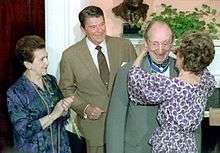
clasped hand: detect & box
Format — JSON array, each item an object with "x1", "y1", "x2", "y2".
[
  {"x1": 52, "y1": 96, "x2": 74, "y2": 117},
  {"x1": 85, "y1": 105, "x2": 105, "y2": 120}
]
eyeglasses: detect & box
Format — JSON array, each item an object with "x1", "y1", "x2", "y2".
[{"x1": 147, "y1": 40, "x2": 172, "y2": 50}]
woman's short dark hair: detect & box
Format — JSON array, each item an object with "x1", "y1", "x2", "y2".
[
  {"x1": 15, "y1": 35, "x2": 45, "y2": 65},
  {"x1": 79, "y1": 6, "x2": 104, "y2": 28},
  {"x1": 178, "y1": 31, "x2": 215, "y2": 74}
]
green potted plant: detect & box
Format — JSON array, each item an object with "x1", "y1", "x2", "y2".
[{"x1": 134, "y1": 4, "x2": 220, "y2": 41}]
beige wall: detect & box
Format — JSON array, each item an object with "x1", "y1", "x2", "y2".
[{"x1": 89, "y1": 0, "x2": 220, "y2": 37}]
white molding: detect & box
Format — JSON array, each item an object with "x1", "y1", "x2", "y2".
[
  {"x1": 126, "y1": 37, "x2": 220, "y2": 47},
  {"x1": 204, "y1": 111, "x2": 209, "y2": 118},
  {"x1": 214, "y1": 40, "x2": 220, "y2": 47}
]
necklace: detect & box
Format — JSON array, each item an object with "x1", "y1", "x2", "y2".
[
  {"x1": 24, "y1": 71, "x2": 44, "y2": 89},
  {"x1": 26, "y1": 75, "x2": 60, "y2": 153}
]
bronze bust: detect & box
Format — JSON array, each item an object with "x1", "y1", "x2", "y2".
[{"x1": 112, "y1": 0, "x2": 149, "y2": 23}]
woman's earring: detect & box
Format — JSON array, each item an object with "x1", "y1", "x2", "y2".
[{"x1": 24, "y1": 61, "x2": 32, "y2": 70}]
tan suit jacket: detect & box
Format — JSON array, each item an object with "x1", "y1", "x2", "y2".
[{"x1": 59, "y1": 35, "x2": 136, "y2": 146}]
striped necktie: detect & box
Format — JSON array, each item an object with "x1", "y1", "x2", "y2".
[{"x1": 96, "y1": 45, "x2": 110, "y2": 88}]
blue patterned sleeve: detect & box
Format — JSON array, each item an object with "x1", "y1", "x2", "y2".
[
  {"x1": 46, "y1": 74, "x2": 70, "y2": 123},
  {"x1": 128, "y1": 66, "x2": 172, "y2": 105},
  {"x1": 7, "y1": 89, "x2": 43, "y2": 139}
]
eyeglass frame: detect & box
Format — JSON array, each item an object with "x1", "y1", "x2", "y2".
[{"x1": 147, "y1": 39, "x2": 173, "y2": 50}]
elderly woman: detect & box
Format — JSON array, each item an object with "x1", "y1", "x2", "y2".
[
  {"x1": 7, "y1": 35, "x2": 73, "y2": 153},
  {"x1": 128, "y1": 31, "x2": 216, "y2": 153}
]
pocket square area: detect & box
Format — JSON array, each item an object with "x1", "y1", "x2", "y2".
[{"x1": 121, "y1": 62, "x2": 127, "y2": 67}]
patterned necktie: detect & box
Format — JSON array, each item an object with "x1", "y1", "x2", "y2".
[{"x1": 96, "y1": 45, "x2": 110, "y2": 88}]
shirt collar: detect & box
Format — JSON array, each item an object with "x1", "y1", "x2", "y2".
[
  {"x1": 86, "y1": 38, "x2": 107, "y2": 51},
  {"x1": 147, "y1": 53, "x2": 170, "y2": 73}
]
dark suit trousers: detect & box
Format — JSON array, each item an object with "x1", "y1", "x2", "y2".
[{"x1": 67, "y1": 131, "x2": 87, "y2": 153}]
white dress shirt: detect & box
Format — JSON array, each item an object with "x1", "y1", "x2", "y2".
[
  {"x1": 160, "y1": 67, "x2": 170, "y2": 77},
  {"x1": 86, "y1": 38, "x2": 110, "y2": 72}
]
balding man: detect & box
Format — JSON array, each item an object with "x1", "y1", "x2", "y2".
[{"x1": 106, "y1": 21, "x2": 178, "y2": 153}]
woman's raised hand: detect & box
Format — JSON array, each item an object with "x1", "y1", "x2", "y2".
[
  {"x1": 61, "y1": 96, "x2": 74, "y2": 111},
  {"x1": 51, "y1": 96, "x2": 74, "y2": 118}
]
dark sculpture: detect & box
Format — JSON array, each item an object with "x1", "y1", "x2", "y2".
[{"x1": 112, "y1": 0, "x2": 149, "y2": 23}]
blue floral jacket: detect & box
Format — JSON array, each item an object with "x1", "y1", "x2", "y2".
[{"x1": 7, "y1": 74, "x2": 71, "y2": 153}]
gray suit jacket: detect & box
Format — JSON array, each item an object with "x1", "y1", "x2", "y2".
[
  {"x1": 106, "y1": 56, "x2": 178, "y2": 153},
  {"x1": 59, "y1": 36, "x2": 136, "y2": 146}
]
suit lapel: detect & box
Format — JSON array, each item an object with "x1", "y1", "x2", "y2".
[
  {"x1": 106, "y1": 36, "x2": 119, "y2": 92},
  {"x1": 169, "y1": 58, "x2": 178, "y2": 78},
  {"x1": 141, "y1": 55, "x2": 150, "y2": 71},
  {"x1": 79, "y1": 38, "x2": 107, "y2": 90}
]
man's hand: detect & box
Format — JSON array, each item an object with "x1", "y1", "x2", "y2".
[{"x1": 85, "y1": 105, "x2": 105, "y2": 120}]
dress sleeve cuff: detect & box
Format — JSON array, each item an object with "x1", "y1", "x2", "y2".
[{"x1": 83, "y1": 104, "x2": 91, "y2": 119}]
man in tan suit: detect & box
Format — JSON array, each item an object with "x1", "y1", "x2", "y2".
[{"x1": 59, "y1": 6, "x2": 136, "y2": 153}]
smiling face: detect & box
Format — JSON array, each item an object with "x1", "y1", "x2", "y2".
[
  {"x1": 26, "y1": 48, "x2": 48, "y2": 76},
  {"x1": 146, "y1": 23, "x2": 173, "y2": 64},
  {"x1": 81, "y1": 16, "x2": 106, "y2": 45}
]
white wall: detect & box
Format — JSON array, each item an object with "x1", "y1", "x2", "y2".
[{"x1": 45, "y1": 0, "x2": 89, "y2": 79}]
